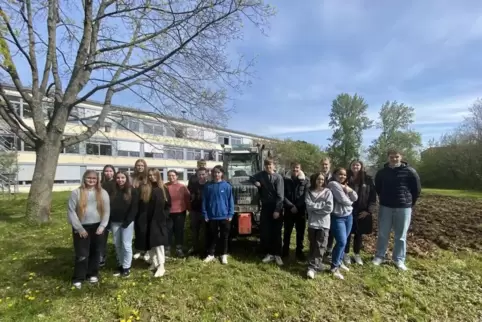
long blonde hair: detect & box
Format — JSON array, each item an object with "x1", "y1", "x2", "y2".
[
  {"x1": 77, "y1": 170, "x2": 105, "y2": 221},
  {"x1": 141, "y1": 168, "x2": 168, "y2": 203},
  {"x1": 132, "y1": 159, "x2": 148, "y2": 188}
]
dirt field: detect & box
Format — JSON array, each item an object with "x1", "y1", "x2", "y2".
[{"x1": 364, "y1": 194, "x2": 482, "y2": 257}]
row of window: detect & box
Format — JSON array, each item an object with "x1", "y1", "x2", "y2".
[
  {"x1": 7, "y1": 96, "x2": 249, "y2": 146},
  {"x1": 17, "y1": 167, "x2": 199, "y2": 186},
  {"x1": 0, "y1": 134, "x2": 223, "y2": 162}
]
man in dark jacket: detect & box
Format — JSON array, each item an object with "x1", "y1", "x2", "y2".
[
  {"x1": 187, "y1": 159, "x2": 208, "y2": 186},
  {"x1": 282, "y1": 162, "x2": 308, "y2": 260},
  {"x1": 250, "y1": 158, "x2": 285, "y2": 266},
  {"x1": 372, "y1": 149, "x2": 421, "y2": 271},
  {"x1": 187, "y1": 167, "x2": 208, "y2": 255}
]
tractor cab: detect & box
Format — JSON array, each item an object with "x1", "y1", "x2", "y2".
[{"x1": 222, "y1": 144, "x2": 271, "y2": 236}]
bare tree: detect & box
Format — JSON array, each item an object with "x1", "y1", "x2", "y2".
[{"x1": 0, "y1": 0, "x2": 274, "y2": 222}]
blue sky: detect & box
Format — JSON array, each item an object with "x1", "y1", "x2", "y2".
[{"x1": 225, "y1": 0, "x2": 482, "y2": 148}]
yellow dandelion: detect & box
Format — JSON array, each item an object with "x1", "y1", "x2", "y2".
[
  {"x1": 8, "y1": 303, "x2": 12, "y2": 307},
  {"x1": 12, "y1": 257, "x2": 17, "y2": 261},
  {"x1": 127, "y1": 320, "x2": 132, "y2": 322},
  {"x1": 207, "y1": 296, "x2": 212, "y2": 301},
  {"x1": 132, "y1": 282, "x2": 136, "y2": 286},
  {"x1": 129, "y1": 316, "x2": 134, "y2": 319},
  {"x1": 120, "y1": 320, "x2": 126, "y2": 322},
  {"x1": 55, "y1": 286, "x2": 60, "y2": 290},
  {"x1": 71, "y1": 286, "x2": 76, "y2": 290},
  {"x1": 142, "y1": 274, "x2": 147, "y2": 278},
  {"x1": 23, "y1": 283, "x2": 27, "y2": 286},
  {"x1": 273, "y1": 313, "x2": 279, "y2": 318},
  {"x1": 6, "y1": 297, "x2": 10, "y2": 300},
  {"x1": 161, "y1": 294, "x2": 165, "y2": 299},
  {"x1": 0, "y1": 299, "x2": 2, "y2": 303},
  {"x1": 45, "y1": 299, "x2": 50, "y2": 303},
  {"x1": 28, "y1": 277, "x2": 33, "y2": 280},
  {"x1": 136, "y1": 318, "x2": 140, "y2": 321},
  {"x1": 148, "y1": 282, "x2": 152, "y2": 286}
]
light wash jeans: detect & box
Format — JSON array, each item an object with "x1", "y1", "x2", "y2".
[
  {"x1": 330, "y1": 214, "x2": 353, "y2": 269},
  {"x1": 111, "y1": 222, "x2": 134, "y2": 269},
  {"x1": 375, "y1": 206, "x2": 412, "y2": 263}
]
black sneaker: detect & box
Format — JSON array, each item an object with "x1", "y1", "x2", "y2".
[
  {"x1": 121, "y1": 268, "x2": 131, "y2": 278},
  {"x1": 113, "y1": 266, "x2": 123, "y2": 277},
  {"x1": 296, "y1": 252, "x2": 306, "y2": 261}
]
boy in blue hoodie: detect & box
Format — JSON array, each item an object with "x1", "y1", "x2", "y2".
[{"x1": 202, "y1": 165, "x2": 234, "y2": 264}]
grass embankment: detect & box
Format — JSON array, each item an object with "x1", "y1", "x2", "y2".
[
  {"x1": 423, "y1": 188, "x2": 482, "y2": 199},
  {"x1": 0, "y1": 191, "x2": 481, "y2": 321}
]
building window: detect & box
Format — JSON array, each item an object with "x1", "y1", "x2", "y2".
[
  {"x1": 165, "y1": 146, "x2": 183, "y2": 160},
  {"x1": 61, "y1": 143, "x2": 80, "y2": 154},
  {"x1": 186, "y1": 149, "x2": 195, "y2": 160},
  {"x1": 165, "y1": 126, "x2": 175, "y2": 137},
  {"x1": 120, "y1": 117, "x2": 140, "y2": 132},
  {"x1": 0, "y1": 135, "x2": 20, "y2": 151},
  {"x1": 144, "y1": 143, "x2": 164, "y2": 159},
  {"x1": 218, "y1": 136, "x2": 229, "y2": 145},
  {"x1": 231, "y1": 137, "x2": 242, "y2": 145},
  {"x1": 217, "y1": 152, "x2": 223, "y2": 162},
  {"x1": 117, "y1": 150, "x2": 140, "y2": 157},
  {"x1": 174, "y1": 126, "x2": 185, "y2": 138},
  {"x1": 21, "y1": 139, "x2": 35, "y2": 151},
  {"x1": 117, "y1": 140, "x2": 140, "y2": 158},
  {"x1": 194, "y1": 149, "x2": 202, "y2": 160},
  {"x1": 86, "y1": 142, "x2": 112, "y2": 156},
  {"x1": 144, "y1": 124, "x2": 164, "y2": 135}
]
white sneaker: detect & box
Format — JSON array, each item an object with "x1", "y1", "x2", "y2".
[
  {"x1": 343, "y1": 254, "x2": 352, "y2": 265},
  {"x1": 307, "y1": 269, "x2": 315, "y2": 279},
  {"x1": 274, "y1": 256, "x2": 284, "y2": 266},
  {"x1": 340, "y1": 263, "x2": 350, "y2": 272},
  {"x1": 353, "y1": 254, "x2": 364, "y2": 265},
  {"x1": 88, "y1": 276, "x2": 99, "y2": 284},
  {"x1": 203, "y1": 255, "x2": 216, "y2": 263},
  {"x1": 154, "y1": 265, "x2": 165, "y2": 277},
  {"x1": 372, "y1": 257, "x2": 384, "y2": 266},
  {"x1": 220, "y1": 255, "x2": 228, "y2": 265},
  {"x1": 331, "y1": 268, "x2": 344, "y2": 280},
  {"x1": 262, "y1": 254, "x2": 274, "y2": 263},
  {"x1": 133, "y1": 253, "x2": 142, "y2": 260},
  {"x1": 394, "y1": 261, "x2": 408, "y2": 271},
  {"x1": 72, "y1": 282, "x2": 82, "y2": 289}
]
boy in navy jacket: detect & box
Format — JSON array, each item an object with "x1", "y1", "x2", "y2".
[{"x1": 202, "y1": 165, "x2": 234, "y2": 264}]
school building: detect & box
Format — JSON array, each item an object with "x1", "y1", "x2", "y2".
[{"x1": 0, "y1": 86, "x2": 272, "y2": 193}]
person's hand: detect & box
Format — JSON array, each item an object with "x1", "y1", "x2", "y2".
[
  {"x1": 78, "y1": 230, "x2": 88, "y2": 238},
  {"x1": 273, "y1": 212, "x2": 280, "y2": 219},
  {"x1": 358, "y1": 211, "x2": 370, "y2": 219},
  {"x1": 254, "y1": 181, "x2": 261, "y2": 187},
  {"x1": 96, "y1": 226, "x2": 105, "y2": 235},
  {"x1": 344, "y1": 184, "x2": 353, "y2": 193},
  {"x1": 290, "y1": 206, "x2": 298, "y2": 214}
]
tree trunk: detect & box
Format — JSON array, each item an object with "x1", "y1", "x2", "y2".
[{"x1": 25, "y1": 139, "x2": 62, "y2": 223}]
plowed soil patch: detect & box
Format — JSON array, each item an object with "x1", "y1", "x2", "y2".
[{"x1": 363, "y1": 194, "x2": 482, "y2": 257}]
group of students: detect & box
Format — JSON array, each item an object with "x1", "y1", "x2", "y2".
[
  {"x1": 66, "y1": 149, "x2": 421, "y2": 288},
  {"x1": 67, "y1": 159, "x2": 234, "y2": 289},
  {"x1": 246, "y1": 149, "x2": 420, "y2": 280}
]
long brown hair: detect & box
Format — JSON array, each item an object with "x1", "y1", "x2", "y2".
[
  {"x1": 132, "y1": 159, "x2": 148, "y2": 188},
  {"x1": 309, "y1": 172, "x2": 327, "y2": 191},
  {"x1": 348, "y1": 159, "x2": 367, "y2": 186},
  {"x1": 113, "y1": 171, "x2": 132, "y2": 201},
  {"x1": 77, "y1": 170, "x2": 105, "y2": 221},
  {"x1": 141, "y1": 168, "x2": 168, "y2": 203}
]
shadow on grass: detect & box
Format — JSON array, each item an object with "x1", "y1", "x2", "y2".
[{"x1": 0, "y1": 197, "x2": 27, "y2": 223}]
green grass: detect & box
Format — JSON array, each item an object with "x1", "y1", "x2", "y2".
[
  {"x1": 0, "y1": 193, "x2": 482, "y2": 321},
  {"x1": 423, "y1": 188, "x2": 482, "y2": 199}
]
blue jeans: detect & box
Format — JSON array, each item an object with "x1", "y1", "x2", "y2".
[
  {"x1": 375, "y1": 206, "x2": 412, "y2": 263},
  {"x1": 111, "y1": 222, "x2": 134, "y2": 269},
  {"x1": 330, "y1": 214, "x2": 353, "y2": 268}
]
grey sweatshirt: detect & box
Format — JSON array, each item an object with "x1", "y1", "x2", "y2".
[
  {"x1": 67, "y1": 188, "x2": 110, "y2": 233},
  {"x1": 305, "y1": 188, "x2": 333, "y2": 229},
  {"x1": 327, "y1": 181, "x2": 358, "y2": 217}
]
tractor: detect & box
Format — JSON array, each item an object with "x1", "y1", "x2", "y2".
[{"x1": 222, "y1": 143, "x2": 273, "y2": 238}]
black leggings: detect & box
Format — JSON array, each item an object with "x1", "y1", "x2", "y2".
[{"x1": 344, "y1": 233, "x2": 363, "y2": 254}]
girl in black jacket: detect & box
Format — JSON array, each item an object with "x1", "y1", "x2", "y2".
[
  {"x1": 99, "y1": 164, "x2": 116, "y2": 267},
  {"x1": 137, "y1": 168, "x2": 171, "y2": 277},
  {"x1": 110, "y1": 171, "x2": 138, "y2": 277},
  {"x1": 344, "y1": 160, "x2": 377, "y2": 265}
]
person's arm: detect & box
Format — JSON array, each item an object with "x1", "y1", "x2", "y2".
[
  {"x1": 321, "y1": 190, "x2": 334, "y2": 214},
  {"x1": 328, "y1": 181, "x2": 354, "y2": 206},
  {"x1": 275, "y1": 174, "x2": 284, "y2": 213},
  {"x1": 347, "y1": 188, "x2": 358, "y2": 202},
  {"x1": 99, "y1": 189, "x2": 110, "y2": 229},
  {"x1": 305, "y1": 191, "x2": 325, "y2": 210},
  {"x1": 295, "y1": 180, "x2": 308, "y2": 209},
  {"x1": 67, "y1": 189, "x2": 85, "y2": 233},
  {"x1": 283, "y1": 178, "x2": 294, "y2": 208},
  {"x1": 202, "y1": 184, "x2": 209, "y2": 221},
  {"x1": 227, "y1": 184, "x2": 234, "y2": 220},
  {"x1": 183, "y1": 185, "x2": 191, "y2": 211},
  {"x1": 374, "y1": 169, "x2": 382, "y2": 195},
  {"x1": 367, "y1": 178, "x2": 377, "y2": 214},
  {"x1": 152, "y1": 188, "x2": 164, "y2": 220},
  {"x1": 408, "y1": 167, "x2": 422, "y2": 206},
  {"x1": 249, "y1": 171, "x2": 262, "y2": 185},
  {"x1": 123, "y1": 188, "x2": 138, "y2": 228}
]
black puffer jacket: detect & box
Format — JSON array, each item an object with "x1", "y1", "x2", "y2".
[
  {"x1": 283, "y1": 170, "x2": 308, "y2": 213},
  {"x1": 375, "y1": 162, "x2": 421, "y2": 208}
]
